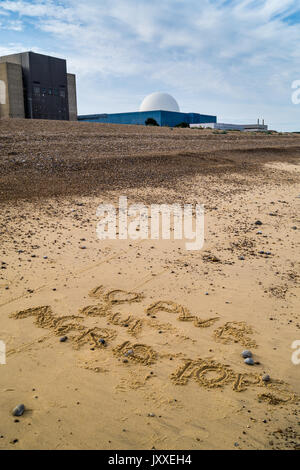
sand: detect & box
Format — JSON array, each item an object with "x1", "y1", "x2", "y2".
[{"x1": 0, "y1": 119, "x2": 299, "y2": 450}]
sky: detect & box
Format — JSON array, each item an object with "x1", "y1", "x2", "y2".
[{"x1": 0, "y1": 0, "x2": 300, "y2": 131}]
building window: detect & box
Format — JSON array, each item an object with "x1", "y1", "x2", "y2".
[
  {"x1": 42, "y1": 88, "x2": 47, "y2": 96},
  {"x1": 48, "y1": 88, "x2": 53, "y2": 95},
  {"x1": 33, "y1": 86, "x2": 40, "y2": 95},
  {"x1": 59, "y1": 89, "x2": 65, "y2": 98},
  {"x1": 54, "y1": 88, "x2": 59, "y2": 96}
]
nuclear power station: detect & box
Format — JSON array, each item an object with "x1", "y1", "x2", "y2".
[
  {"x1": 0, "y1": 51, "x2": 77, "y2": 121},
  {"x1": 78, "y1": 91, "x2": 267, "y2": 131},
  {"x1": 78, "y1": 92, "x2": 217, "y2": 127},
  {"x1": 0, "y1": 52, "x2": 268, "y2": 131}
]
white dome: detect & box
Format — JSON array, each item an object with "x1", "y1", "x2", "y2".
[{"x1": 140, "y1": 92, "x2": 180, "y2": 112}]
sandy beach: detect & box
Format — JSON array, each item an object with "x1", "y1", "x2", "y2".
[{"x1": 0, "y1": 119, "x2": 299, "y2": 450}]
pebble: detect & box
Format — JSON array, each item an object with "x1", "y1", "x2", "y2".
[
  {"x1": 60, "y1": 336, "x2": 68, "y2": 343},
  {"x1": 262, "y1": 374, "x2": 271, "y2": 382},
  {"x1": 241, "y1": 350, "x2": 253, "y2": 358},
  {"x1": 255, "y1": 220, "x2": 263, "y2": 226},
  {"x1": 99, "y1": 339, "x2": 106, "y2": 345},
  {"x1": 12, "y1": 404, "x2": 25, "y2": 417},
  {"x1": 292, "y1": 226, "x2": 297, "y2": 230},
  {"x1": 125, "y1": 349, "x2": 134, "y2": 357},
  {"x1": 244, "y1": 358, "x2": 255, "y2": 366},
  {"x1": 239, "y1": 256, "x2": 245, "y2": 260}
]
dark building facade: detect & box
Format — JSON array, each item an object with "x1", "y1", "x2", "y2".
[{"x1": 0, "y1": 51, "x2": 77, "y2": 121}]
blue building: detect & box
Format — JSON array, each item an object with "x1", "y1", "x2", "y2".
[{"x1": 78, "y1": 110, "x2": 217, "y2": 127}]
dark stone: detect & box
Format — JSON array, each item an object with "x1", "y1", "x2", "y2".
[
  {"x1": 244, "y1": 358, "x2": 254, "y2": 366},
  {"x1": 241, "y1": 350, "x2": 252, "y2": 358},
  {"x1": 12, "y1": 404, "x2": 25, "y2": 417}
]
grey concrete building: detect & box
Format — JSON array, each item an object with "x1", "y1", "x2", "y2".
[
  {"x1": 0, "y1": 62, "x2": 25, "y2": 119},
  {"x1": 190, "y1": 122, "x2": 268, "y2": 132},
  {"x1": 0, "y1": 51, "x2": 77, "y2": 121},
  {"x1": 67, "y1": 73, "x2": 78, "y2": 121}
]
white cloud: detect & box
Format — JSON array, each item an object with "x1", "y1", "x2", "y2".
[
  {"x1": 0, "y1": 0, "x2": 73, "y2": 19},
  {"x1": 0, "y1": 19, "x2": 23, "y2": 31}
]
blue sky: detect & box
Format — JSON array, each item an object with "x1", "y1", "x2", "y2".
[{"x1": 0, "y1": 0, "x2": 300, "y2": 131}]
